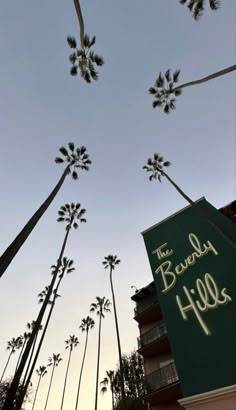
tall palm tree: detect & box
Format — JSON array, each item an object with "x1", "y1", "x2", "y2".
[
  {"x1": 143, "y1": 153, "x2": 236, "y2": 249},
  {"x1": 4, "y1": 203, "x2": 86, "y2": 410},
  {"x1": 100, "y1": 370, "x2": 115, "y2": 410},
  {"x1": 22, "y1": 259, "x2": 75, "y2": 400},
  {"x1": 60, "y1": 335, "x2": 79, "y2": 410},
  {"x1": 32, "y1": 365, "x2": 47, "y2": 410},
  {"x1": 21, "y1": 321, "x2": 43, "y2": 388},
  {"x1": 0, "y1": 337, "x2": 22, "y2": 383},
  {"x1": 0, "y1": 142, "x2": 91, "y2": 278},
  {"x1": 90, "y1": 297, "x2": 111, "y2": 410},
  {"x1": 15, "y1": 332, "x2": 30, "y2": 374},
  {"x1": 103, "y1": 255, "x2": 127, "y2": 410},
  {"x1": 75, "y1": 316, "x2": 95, "y2": 410},
  {"x1": 44, "y1": 354, "x2": 62, "y2": 410}
]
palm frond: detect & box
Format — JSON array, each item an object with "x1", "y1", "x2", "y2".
[
  {"x1": 67, "y1": 36, "x2": 77, "y2": 48},
  {"x1": 55, "y1": 157, "x2": 64, "y2": 163}
]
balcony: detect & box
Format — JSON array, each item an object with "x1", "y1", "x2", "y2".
[
  {"x1": 144, "y1": 362, "x2": 182, "y2": 404},
  {"x1": 138, "y1": 323, "x2": 167, "y2": 348},
  {"x1": 146, "y1": 362, "x2": 179, "y2": 393},
  {"x1": 134, "y1": 293, "x2": 161, "y2": 324},
  {"x1": 137, "y1": 323, "x2": 169, "y2": 356}
]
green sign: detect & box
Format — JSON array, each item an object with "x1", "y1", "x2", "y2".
[{"x1": 142, "y1": 198, "x2": 236, "y2": 397}]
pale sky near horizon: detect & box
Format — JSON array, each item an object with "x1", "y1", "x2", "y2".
[{"x1": 0, "y1": 1, "x2": 235, "y2": 409}]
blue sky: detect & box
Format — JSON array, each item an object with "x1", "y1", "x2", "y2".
[{"x1": 0, "y1": 1, "x2": 235, "y2": 409}]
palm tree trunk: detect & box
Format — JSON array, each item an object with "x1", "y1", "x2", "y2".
[
  {"x1": 161, "y1": 169, "x2": 194, "y2": 205},
  {"x1": 161, "y1": 169, "x2": 236, "y2": 249},
  {"x1": 75, "y1": 330, "x2": 88, "y2": 410},
  {"x1": 0, "y1": 351, "x2": 13, "y2": 383},
  {"x1": 44, "y1": 365, "x2": 55, "y2": 410},
  {"x1": 3, "y1": 225, "x2": 71, "y2": 410},
  {"x1": 22, "y1": 332, "x2": 39, "y2": 387},
  {"x1": 60, "y1": 348, "x2": 72, "y2": 410},
  {"x1": 111, "y1": 383, "x2": 115, "y2": 410},
  {"x1": 0, "y1": 164, "x2": 70, "y2": 278},
  {"x1": 21, "y1": 276, "x2": 63, "y2": 401},
  {"x1": 94, "y1": 314, "x2": 102, "y2": 410},
  {"x1": 110, "y1": 268, "x2": 127, "y2": 410},
  {"x1": 15, "y1": 339, "x2": 27, "y2": 374},
  {"x1": 73, "y1": 0, "x2": 85, "y2": 48},
  {"x1": 32, "y1": 374, "x2": 42, "y2": 410},
  {"x1": 172, "y1": 64, "x2": 236, "y2": 93}
]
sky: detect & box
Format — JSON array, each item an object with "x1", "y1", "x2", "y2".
[{"x1": 0, "y1": 0, "x2": 235, "y2": 409}]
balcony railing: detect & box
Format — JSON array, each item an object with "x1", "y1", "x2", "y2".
[
  {"x1": 134, "y1": 293, "x2": 158, "y2": 316},
  {"x1": 138, "y1": 323, "x2": 167, "y2": 349},
  {"x1": 145, "y1": 362, "x2": 179, "y2": 393}
]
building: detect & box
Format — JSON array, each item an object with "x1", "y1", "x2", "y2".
[
  {"x1": 131, "y1": 200, "x2": 236, "y2": 410},
  {"x1": 131, "y1": 282, "x2": 182, "y2": 410}
]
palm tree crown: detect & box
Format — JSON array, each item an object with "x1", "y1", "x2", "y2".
[
  {"x1": 48, "y1": 353, "x2": 62, "y2": 369},
  {"x1": 38, "y1": 286, "x2": 54, "y2": 305},
  {"x1": 51, "y1": 257, "x2": 75, "y2": 280},
  {"x1": 90, "y1": 297, "x2": 111, "y2": 318},
  {"x1": 143, "y1": 154, "x2": 171, "y2": 182},
  {"x1": 100, "y1": 370, "x2": 114, "y2": 394},
  {"x1": 57, "y1": 203, "x2": 86, "y2": 230},
  {"x1": 55, "y1": 143, "x2": 91, "y2": 179},
  {"x1": 80, "y1": 316, "x2": 95, "y2": 333},
  {"x1": 149, "y1": 69, "x2": 182, "y2": 114},
  {"x1": 67, "y1": 35, "x2": 104, "y2": 83},
  {"x1": 102, "y1": 255, "x2": 121, "y2": 271},
  {"x1": 179, "y1": 0, "x2": 220, "y2": 20},
  {"x1": 36, "y1": 365, "x2": 47, "y2": 378},
  {"x1": 7, "y1": 337, "x2": 23, "y2": 353},
  {"x1": 65, "y1": 335, "x2": 79, "y2": 351}
]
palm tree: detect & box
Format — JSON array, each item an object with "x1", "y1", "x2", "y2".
[
  {"x1": 149, "y1": 65, "x2": 236, "y2": 113},
  {"x1": 25, "y1": 259, "x2": 75, "y2": 393},
  {"x1": 4, "y1": 203, "x2": 86, "y2": 410},
  {"x1": 75, "y1": 316, "x2": 95, "y2": 410},
  {"x1": 15, "y1": 332, "x2": 30, "y2": 374},
  {"x1": 143, "y1": 154, "x2": 193, "y2": 203},
  {"x1": 100, "y1": 370, "x2": 115, "y2": 410},
  {"x1": 32, "y1": 365, "x2": 47, "y2": 410},
  {"x1": 142, "y1": 153, "x2": 236, "y2": 248},
  {"x1": 21, "y1": 321, "x2": 43, "y2": 388},
  {"x1": 0, "y1": 337, "x2": 22, "y2": 383},
  {"x1": 179, "y1": 0, "x2": 220, "y2": 20},
  {"x1": 90, "y1": 297, "x2": 111, "y2": 410},
  {"x1": 44, "y1": 354, "x2": 62, "y2": 410},
  {"x1": 0, "y1": 142, "x2": 91, "y2": 278},
  {"x1": 37, "y1": 286, "x2": 53, "y2": 304},
  {"x1": 103, "y1": 255, "x2": 127, "y2": 410},
  {"x1": 60, "y1": 335, "x2": 79, "y2": 410},
  {"x1": 67, "y1": 1, "x2": 104, "y2": 82}
]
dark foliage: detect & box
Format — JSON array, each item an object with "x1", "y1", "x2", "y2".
[
  {"x1": 143, "y1": 153, "x2": 171, "y2": 182},
  {"x1": 55, "y1": 143, "x2": 92, "y2": 180},
  {"x1": 111, "y1": 351, "x2": 147, "y2": 408},
  {"x1": 149, "y1": 69, "x2": 182, "y2": 113},
  {"x1": 57, "y1": 203, "x2": 86, "y2": 231},
  {"x1": 0, "y1": 379, "x2": 31, "y2": 409},
  {"x1": 67, "y1": 34, "x2": 104, "y2": 83},
  {"x1": 179, "y1": 0, "x2": 220, "y2": 20}
]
